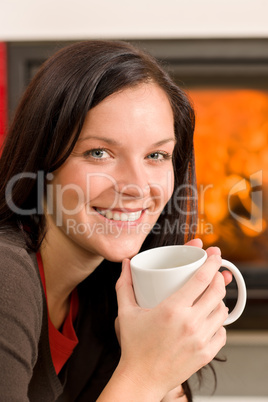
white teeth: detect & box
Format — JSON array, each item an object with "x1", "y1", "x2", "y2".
[
  {"x1": 106, "y1": 210, "x2": 113, "y2": 220},
  {"x1": 121, "y1": 213, "x2": 128, "y2": 221},
  {"x1": 96, "y1": 208, "x2": 142, "y2": 222},
  {"x1": 128, "y1": 212, "x2": 139, "y2": 221},
  {"x1": 113, "y1": 213, "x2": 121, "y2": 221}
]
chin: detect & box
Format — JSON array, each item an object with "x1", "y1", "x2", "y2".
[
  {"x1": 101, "y1": 242, "x2": 144, "y2": 263},
  {"x1": 104, "y1": 251, "x2": 139, "y2": 263}
]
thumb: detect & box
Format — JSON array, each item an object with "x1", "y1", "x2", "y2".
[
  {"x1": 116, "y1": 259, "x2": 137, "y2": 309},
  {"x1": 114, "y1": 317, "x2": 121, "y2": 346}
]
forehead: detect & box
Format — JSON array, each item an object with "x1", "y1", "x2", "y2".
[{"x1": 80, "y1": 83, "x2": 174, "y2": 139}]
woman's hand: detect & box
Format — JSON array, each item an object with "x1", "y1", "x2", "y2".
[
  {"x1": 114, "y1": 239, "x2": 232, "y2": 346},
  {"x1": 185, "y1": 238, "x2": 233, "y2": 287},
  {"x1": 161, "y1": 384, "x2": 187, "y2": 401},
  {"x1": 113, "y1": 247, "x2": 229, "y2": 400},
  {"x1": 184, "y1": 237, "x2": 203, "y2": 249}
]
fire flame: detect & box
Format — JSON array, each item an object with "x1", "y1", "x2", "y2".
[{"x1": 189, "y1": 89, "x2": 268, "y2": 263}]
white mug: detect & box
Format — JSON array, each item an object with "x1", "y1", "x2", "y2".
[{"x1": 130, "y1": 245, "x2": 247, "y2": 325}]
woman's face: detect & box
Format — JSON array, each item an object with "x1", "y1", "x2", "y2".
[{"x1": 46, "y1": 83, "x2": 175, "y2": 262}]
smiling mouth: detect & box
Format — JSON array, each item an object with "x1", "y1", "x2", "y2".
[{"x1": 95, "y1": 208, "x2": 143, "y2": 222}]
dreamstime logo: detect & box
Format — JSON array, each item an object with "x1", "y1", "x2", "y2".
[{"x1": 228, "y1": 170, "x2": 263, "y2": 233}]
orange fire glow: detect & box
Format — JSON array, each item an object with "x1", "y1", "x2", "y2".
[{"x1": 189, "y1": 89, "x2": 268, "y2": 263}]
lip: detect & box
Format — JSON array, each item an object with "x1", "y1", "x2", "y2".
[{"x1": 95, "y1": 207, "x2": 145, "y2": 213}]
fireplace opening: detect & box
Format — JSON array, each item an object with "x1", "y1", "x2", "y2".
[
  {"x1": 156, "y1": 39, "x2": 268, "y2": 331},
  {"x1": 190, "y1": 88, "x2": 267, "y2": 265},
  {"x1": 7, "y1": 39, "x2": 268, "y2": 330},
  {"x1": 188, "y1": 89, "x2": 268, "y2": 331}
]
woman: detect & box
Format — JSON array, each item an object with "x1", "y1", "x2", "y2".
[{"x1": 0, "y1": 41, "x2": 231, "y2": 401}]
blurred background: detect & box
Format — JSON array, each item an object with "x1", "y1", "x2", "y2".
[{"x1": 0, "y1": 1, "x2": 267, "y2": 400}]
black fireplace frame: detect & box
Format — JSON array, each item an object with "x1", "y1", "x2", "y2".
[{"x1": 6, "y1": 38, "x2": 268, "y2": 330}]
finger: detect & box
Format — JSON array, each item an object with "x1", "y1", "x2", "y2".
[
  {"x1": 194, "y1": 325, "x2": 226, "y2": 371},
  {"x1": 205, "y1": 246, "x2": 232, "y2": 286},
  {"x1": 206, "y1": 326, "x2": 227, "y2": 362},
  {"x1": 177, "y1": 254, "x2": 222, "y2": 306},
  {"x1": 194, "y1": 271, "x2": 227, "y2": 320},
  {"x1": 194, "y1": 302, "x2": 228, "y2": 358},
  {"x1": 221, "y1": 270, "x2": 233, "y2": 286},
  {"x1": 114, "y1": 317, "x2": 121, "y2": 346},
  {"x1": 206, "y1": 246, "x2": 221, "y2": 258},
  {"x1": 207, "y1": 301, "x2": 229, "y2": 328},
  {"x1": 116, "y1": 259, "x2": 137, "y2": 309},
  {"x1": 185, "y1": 238, "x2": 203, "y2": 248}
]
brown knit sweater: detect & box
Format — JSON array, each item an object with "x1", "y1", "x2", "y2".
[{"x1": 0, "y1": 228, "x2": 120, "y2": 401}]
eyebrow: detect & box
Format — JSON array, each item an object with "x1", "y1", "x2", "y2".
[{"x1": 79, "y1": 135, "x2": 176, "y2": 147}]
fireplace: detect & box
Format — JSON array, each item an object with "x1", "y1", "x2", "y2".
[{"x1": 7, "y1": 39, "x2": 268, "y2": 330}]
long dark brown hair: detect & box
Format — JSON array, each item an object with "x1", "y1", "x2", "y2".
[
  {"x1": 0, "y1": 40, "x2": 196, "y2": 249},
  {"x1": 0, "y1": 40, "x2": 197, "y2": 400}
]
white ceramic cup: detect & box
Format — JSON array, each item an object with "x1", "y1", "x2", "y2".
[{"x1": 130, "y1": 245, "x2": 247, "y2": 325}]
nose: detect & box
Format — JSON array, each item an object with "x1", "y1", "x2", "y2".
[{"x1": 115, "y1": 163, "x2": 150, "y2": 199}]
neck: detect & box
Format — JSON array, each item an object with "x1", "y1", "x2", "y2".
[{"x1": 40, "y1": 216, "x2": 103, "y2": 329}]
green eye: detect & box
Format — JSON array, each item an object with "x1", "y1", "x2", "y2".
[
  {"x1": 148, "y1": 152, "x2": 162, "y2": 160},
  {"x1": 84, "y1": 148, "x2": 109, "y2": 159},
  {"x1": 147, "y1": 152, "x2": 172, "y2": 161},
  {"x1": 91, "y1": 149, "x2": 105, "y2": 158}
]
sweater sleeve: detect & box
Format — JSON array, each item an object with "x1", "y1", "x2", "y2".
[{"x1": 0, "y1": 244, "x2": 43, "y2": 401}]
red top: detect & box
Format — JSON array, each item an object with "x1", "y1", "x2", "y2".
[{"x1": 36, "y1": 253, "x2": 79, "y2": 374}]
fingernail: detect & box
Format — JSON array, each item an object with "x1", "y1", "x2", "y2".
[{"x1": 213, "y1": 246, "x2": 221, "y2": 255}]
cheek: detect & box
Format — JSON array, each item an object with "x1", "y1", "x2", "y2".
[
  {"x1": 145, "y1": 168, "x2": 174, "y2": 215},
  {"x1": 157, "y1": 168, "x2": 174, "y2": 204},
  {"x1": 46, "y1": 185, "x2": 84, "y2": 221},
  {"x1": 85, "y1": 175, "x2": 118, "y2": 208},
  {"x1": 46, "y1": 167, "x2": 87, "y2": 216},
  {"x1": 49, "y1": 173, "x2": 118, "y2": 212}
]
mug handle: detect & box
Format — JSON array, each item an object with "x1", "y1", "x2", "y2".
[{"x1": 221, "y1": 259, "x2": 247, "y2": 325}]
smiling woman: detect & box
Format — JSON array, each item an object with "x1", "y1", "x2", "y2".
[
  {"x1": 44, "y1": 84, "x2": 175, "y2": 264},
  {"x1": 0, "y1": 41, "x2": 229, "y2": 402}
]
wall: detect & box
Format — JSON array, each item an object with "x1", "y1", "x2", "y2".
[
  {"x1": 189, "y1": 332, "x2": 268, "y2": 398},
  {"x1": 0, "y1": 0, "x2": 268, "y2": 41}
]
